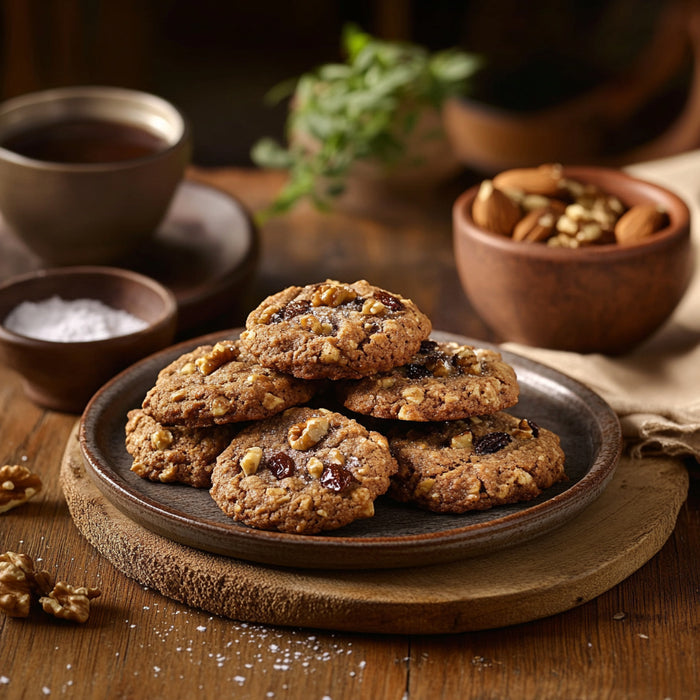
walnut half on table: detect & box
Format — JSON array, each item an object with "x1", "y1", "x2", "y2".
[
  {"x1": 40, "y1": 582, "x2": 101, "y2": 624},
  {"x1": 0, "y1": 551, "x2": 51, "y2": 618},
  {"x1": 0, "y1": 551, "x2": 101, "y2": 623},
  {"x1": 0, "y1": 464, "x2": 43, "y2": 513}
]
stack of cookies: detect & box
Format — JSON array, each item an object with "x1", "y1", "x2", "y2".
[{"x1": 125, "y1": 280, "x2": 566, "y2": 535}]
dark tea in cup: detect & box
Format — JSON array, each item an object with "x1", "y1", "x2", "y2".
[
  {"x1": 1, "y1": 118, "x2": 170, "y2": 164},
  {"x1": 0, "y1": 86, "x2": 190, "y2": 265}
]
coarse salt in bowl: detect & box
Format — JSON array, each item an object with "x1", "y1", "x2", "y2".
[
  {"x1": 4, "y1": 295, "x2": 150, "y2": 341},
  {"x1": 0, "y1": 266, "x2": 178, "y2": 412}
]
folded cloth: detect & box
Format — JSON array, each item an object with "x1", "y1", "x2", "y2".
[{"x1": 504, "y1": 150, "x2": 700, "y2": 459}]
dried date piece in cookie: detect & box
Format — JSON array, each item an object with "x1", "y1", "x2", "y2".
[
  {"x1": 239, "y1": 280, "x2": 432, "y2": 380},
  {"x1": 210, "y1": 406, "x2": 398, "y2": 534},
  {"x1": 386, "y1": 412, "x2": 566, "y2": 513},
  {"x1": 125, "y1": 409, "x2": 238, "y2": 488},
  {"x1": 141, "y1": 340, "x2": 318, "y2": 427},
  {"x1": 337, "y1": 340, "x2": 519, "y2": 421}
]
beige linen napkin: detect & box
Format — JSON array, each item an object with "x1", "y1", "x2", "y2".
[{"x1": 504, "y1": 150, "x2": 700, "y2": 459}]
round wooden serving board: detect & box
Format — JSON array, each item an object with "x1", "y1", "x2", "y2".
[{"x1": 61, "y1": 424, "x2": 689, "y2": 634}]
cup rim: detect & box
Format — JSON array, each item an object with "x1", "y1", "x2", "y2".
[{"x1": 0, "y1": 85, "x2": 190, "y2": 172}]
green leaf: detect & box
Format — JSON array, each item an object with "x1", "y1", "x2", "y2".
[
  {"x1": 343, "y1": 23, "x2": 371, "y2": 60},
  {"x1": 253, "y1": 23, "x2": 483, "y2": 218},
  {"x1": 432, "y1": 51, "x2": 482, "y2": 81},
  {"x1": 250, "y1": 138, "x2": 294, "y2": 169},
  {"x1": 317, "y1": 63, "x2": 353, "y2": 82},
  {"x1": 263, "y1": 77, "x2": 299, "y2": 106}
]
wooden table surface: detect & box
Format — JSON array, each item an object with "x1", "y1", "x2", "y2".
[{"x1": 1, "y1": 167, "x2": 698, "y2": 699}]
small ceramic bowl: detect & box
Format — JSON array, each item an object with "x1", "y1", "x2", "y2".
[
  {"x1": 452, "y1": 166, "x2": 694, "y2": 354},
  {"x1": 0, "y1": 86, "x2": 191, "y2": 265},
  {"x1": 0, "y1": 266, "x2": 177, "y2": 412}
]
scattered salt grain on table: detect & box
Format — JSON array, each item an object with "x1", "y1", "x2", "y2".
[{"x1": 3, "y1": 295, "x2": 148, "y2": 342}]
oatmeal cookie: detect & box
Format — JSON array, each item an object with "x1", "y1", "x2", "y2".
[
  {"x1": 210, "y1": 406, "x2": 398, "y2": 534},
  {"x1": 386, "y1": 412, "x2": 566, "y2": 513},
  {"x1": 238, "y1": 280, "x2": 432, "y2": 380},
  {"x1": 125, "y1": 409, "x2": 238, "y2": 488},
  {"x1": 337, "y1": 339, "x2": 519, "y2": 421},
  {"x1": 141, "y1": 340, "x2": 318, "y2": 427}
]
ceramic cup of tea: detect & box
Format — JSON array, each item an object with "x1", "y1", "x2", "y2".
[{"x1": 0, "y1": 86, "x2": 191, "y2": 265}]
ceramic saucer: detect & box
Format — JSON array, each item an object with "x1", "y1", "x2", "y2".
[
  {"x1": 119, "y1": 180, "x2": 258, "y2": 332},
  {"x1": 0, "y1": 180, "x2": 258, "y2": 334}
]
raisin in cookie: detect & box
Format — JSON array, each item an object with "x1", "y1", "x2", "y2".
[
  {"x1": 125, "y1": 409, "x2": 238, "y2": 488},
  {"x1": 210, "y1": 406, "x2": 398, "y2": 534},
  {"x1": 386, "y1": 412, "x2": 566, "y2": 513},
  {"x1": 238, "y1": 280, "x2": 432, "y2": 380},
  {"x1": 337, "y1": 339, "x2": 519, "y2": 421},
  {"x1": 141, "y1": 340, "x2": 318, "y2": 427}
]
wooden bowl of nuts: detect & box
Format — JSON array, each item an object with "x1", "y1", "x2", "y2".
[
  {"x1": 452, "y1": 164, "x2": 694, "y2": 354},
  {"x1": 0, "y1": 266, "x2": 178, "y2": 412}
]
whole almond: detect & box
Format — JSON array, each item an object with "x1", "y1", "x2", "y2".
[
  {"x1": 512, "y1": 201, "x2": 566, "y2": 243},
  {"x1": 471, "y1": 180, "x2": 521, "y2": 236},
  {"x1": 614, "y1": 204, "x2": 669, "y2": 245},
  {"x1": 492, "y1": 163, "x2": 565, "y2": 197}
]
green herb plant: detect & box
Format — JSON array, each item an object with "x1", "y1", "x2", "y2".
[{"x1": 251, "y1": 24, "x2": 481, "y2": 220}]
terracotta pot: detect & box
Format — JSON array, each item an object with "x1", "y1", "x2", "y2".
[
  {"x1": 443, "y1": 1, "x2": 700, "y2": 172},
  {"x1": 291, "y1": 106, "x2": 461, "y2": 213}
]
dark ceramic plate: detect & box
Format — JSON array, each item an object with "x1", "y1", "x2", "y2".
[{"x1": 79, "y1": 330, "x2": 622, "y2": 570}]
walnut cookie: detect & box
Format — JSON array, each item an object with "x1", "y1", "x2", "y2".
[
  {"x1": 386, "y1": 412, "x2": 566, "y2": 513},
  {"x1": 141, "y1": 340, "x2": 318, "y2": 428},
  {"x1": 125, "y1": 409, "x2": 238, "y2": 488},
  {"x1": 336, "y1": 339, "x2": 519, "y2": 421},
  {"x1": 210, "y1": 407, "x2": 398, "y2": 534},
  {"x1": 238, "y1": 280, "x2": 432, "y2": 380},
  {"x1": 121, "y1": 280, "x2": 568, "y2": 536}
]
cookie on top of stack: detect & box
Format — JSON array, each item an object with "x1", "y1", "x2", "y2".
[{"x1": 125, "y1": 279, "x2": 566, "y2": 535}]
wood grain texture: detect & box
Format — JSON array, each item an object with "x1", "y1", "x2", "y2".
[
  {"x1": 1, "y1": 167, "x2": 698, "y2": 699},
  {"x1": 61, "y1": 422, "x2": 687, "y2": 634}
]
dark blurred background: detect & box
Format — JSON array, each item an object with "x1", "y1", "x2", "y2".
[{"x1": 0, "y1": 0, "x2": 687, "y2": 167}]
